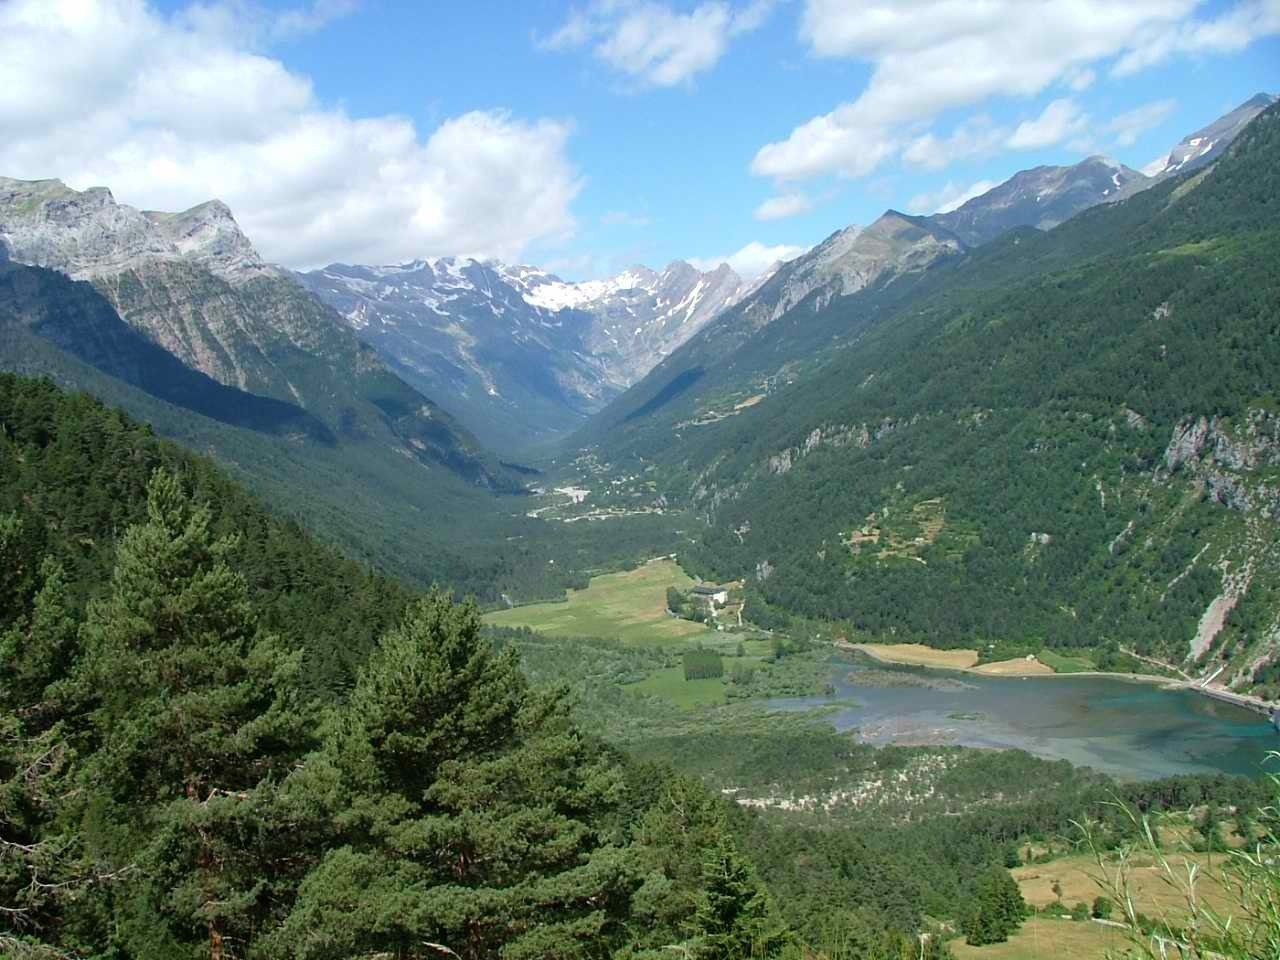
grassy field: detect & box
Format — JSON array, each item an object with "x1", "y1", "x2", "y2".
[
  {"x1": 950, "y1": 917, "x2": 1127, "y2": 960},
  {"x1": 973, "y1": 656, "x2": 1056, "y2": 676},
  {"x1": 851, "y1": 643, "x2": 980, "y2": 669},
  {"x1": 629, "y1": 667, "x2": 727, "y2": 707},
  {"x1": 1013, "y1": 851, "x2": 1231, "y2": 920},
  {"x1": 852, "y1": 643, "x2": 1075, "y2": 677},
  {"x1": 484, "y1": 558, "x2": 713, "y2": 647},
  {"x1": 1036, "y1": 648, "x2": 1098, "y2": 673},
  {"x1": 954, "y1": 849, "x2": 1238, "y2": 960}
]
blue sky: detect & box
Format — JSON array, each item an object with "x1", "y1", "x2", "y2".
[{"x1": 4, "y1": 1, "x2": 1278, "y2": 278}]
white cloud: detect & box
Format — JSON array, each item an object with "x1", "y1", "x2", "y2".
[
  {"x1": 0, "y1": 0, "x2": 582, "y2": 269},
  {"x1": 689, "y1": 240, "x2": 808, "y2": 279},
  {"x1": 902, "y1": 115, "x2": 1004, "y2": 170},
  {"x1": 753, "y1": 192, "x2": 814, "y2": 221},
  {"x1": 1113, "y1": 0, "x2": 1280, "y2": 74},
  {"x1": 1065, "y1": 66, "x2": 1097, "y2": 91},
  {"x1": 754, "y1": 0, "x2": 1270, "y2": 183},
  {"x1": 1007, "y1": 98, "x2": 1089, "y2": 149},
  {"x1": 905, "y1": 179, "x2": 998, "y2": 216},
  {"x1": 180, "y1": 0, "x2": 359, "y2": 45},
  {"x1": 1104, "y1": 98, "x2": 1178, "y2": 146},
  {"x1": 543, "y1": 0, "x2": 776, "y2": 88}
]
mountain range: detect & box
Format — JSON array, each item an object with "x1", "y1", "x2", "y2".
[
  {"x1": 1, "y1": 92, "x2": 1277, "y2": 693},
  {"x1": 552, "y1": 94, "x2": 1280, "y2": 694},
  {"x1": 294, "y1": 94, "x2": 1278, "y2": 458},
  {"x1": 574, "y1": 93, "x2": 1279, "y2": 456},
  {"x1": 0, "y1": 176, "x2": 513, "y2": 489},
  {"x1": 297, "y1": 256, "x2": 749, "y2": 451}
]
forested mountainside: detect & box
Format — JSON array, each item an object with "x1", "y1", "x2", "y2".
[
  {"x1": 0, "y1": 374, "x2": 410, "y2": 695},
  {"x1": 0, "y1": 301, "x2": 675, "y2": 608},
  {"x1": 0, "y1": 182, "x2": 681, "y2": 603},
  {"x1": 574, "y1": 95, "x2": 1276, "y2": 459},
  {"x1": 0, "y1": 177, "x2": 514, "y2": 490},
  {"x1": 564, "y1": 102, "x2": 1280, "y2": 694},
  {"x1": 3, "y1": 372, "x2": 1269, "y2": 959},
  {"x1": 298, "y1": 257, "x2": 746, "y2": 452}
]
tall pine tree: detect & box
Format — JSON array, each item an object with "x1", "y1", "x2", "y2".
[
  {"x1": 1, "y1": 556, "x2": 83, "y2": 955},
  {"x1": 691, "y1": 835, "x2": 787, "y2": 960},
  {"x1": 78, "y1": 469, "x2": 309, "y2": 959},
  {"x1": 274, "y1": 593, "x2": 638, "y2": 960}
]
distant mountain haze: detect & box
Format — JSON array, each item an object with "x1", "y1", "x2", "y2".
[{"x1": 297, "y1": 257, "x2": 752, "y2": 451}]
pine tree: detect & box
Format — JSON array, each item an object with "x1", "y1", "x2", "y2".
[
  {"x1": 78, "y1": 469, "x2": 308, "y2": 959},
  {"x1": 691, "y1": 835, "x2": 786, "y2": 960},
  {"x1": 0, "y1": 557, "x2": 83, "y2": 954},
  {"x1": 962, "y1": 867, "x2": 1026, "y2": 946},
  {"x1": 627, "y1": 774, "x2": 731, "y2": 947},
  {"x1": 275, "y1": 592, "x2": 638, "y2": 960}
]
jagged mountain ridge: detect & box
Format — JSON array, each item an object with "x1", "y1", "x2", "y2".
[
  {"x1": 0, "y1": 177, "x2": 515, "y2": 489},
  {"x1": 566, "y1": 93, "x2": 1276, "y2": 457},
  {"x1": 297, "y1": 255, "x2": 749, "y2": 451}
]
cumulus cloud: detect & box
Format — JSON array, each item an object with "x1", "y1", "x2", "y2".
[
  {"x1": 1104, "y1": 98, "x2": 1178, "y2": 146},
  {"x1": 902, "y1": 115, "x2": 1004, "y2": 170},
  {"x1": 689, "y1": 240, "x2": 808, "y2": 279},
  {"x1": 0, "y1": 0, "x2": 583, "y2": 268},
  {"x1": 1007, "y1": 98, "x2": 1089, "y2": 149},
  {"x1": 1113, "y1": 0, "x2": 1280, "y2": 74},
  {"x1": 543, "y1": 0, "x2": 777, "y2": 87},
  {"x1": 754, "y1": 0, "x2": 1271, "y2": 183},
  {"x1": 753, "y1": 192, "x2": 814, "y2": 221},
  {"x1": 905, "y1": 179, "x2": 998, "y2": 216}
]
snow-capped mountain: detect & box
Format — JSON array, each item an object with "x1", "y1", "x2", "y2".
[
  {"x1": 297, "y1": 257, "x2": 749, "y2": 450},
  {"x1": 512, "y1": 259, "x2": 746, "y2": 384},
  {"x1": 1145, "y1": 93, "x2": 1277, "y2": 178}
]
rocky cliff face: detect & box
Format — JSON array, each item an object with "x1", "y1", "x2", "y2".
[
  {"x1": 298, "y1": 256, "x2": 748, "y2": 449},
  {"x1": 0, "y1": 179, "x2": 269, "y2": 284},
  {"x1": 733, "y1": 212, "x2": 963, "y2": 331},
  {"x1": 0, "y1": 177, "x2": 325, "y2": 399},
  {"x1": 0, "y1": 177, "x2": 514, "y2": 489}
]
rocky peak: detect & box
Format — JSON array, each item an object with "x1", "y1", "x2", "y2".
[
  {"x1": 930, "y1": 157, "x2": 1148, "y2": 246},
  {"x1": 1148, "y1": 92, "x2": 1277, "y2": 178},
  {"x1": 659, "y1": 259, "x2": 699, "y2": 287},
  {"x1": 145, "y1": 199, "x2": 264, "y2": 281},
  {"x1": 736, "y1": 211, "x2": 960, "y2": 328},
  {"x1": 0, "y1": 177, "x2": 269, "y2": 285}
]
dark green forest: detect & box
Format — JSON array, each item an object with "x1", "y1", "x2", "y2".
[
  {"x1": 574, "y1": 102, "x2": 1280, "y2": 674},
  {"x1": 3, "y1": 375, "x2": 1270, "y2": 958},
  {"x1": 0, "y1": 264, "x2": 679, "y2": 613}
]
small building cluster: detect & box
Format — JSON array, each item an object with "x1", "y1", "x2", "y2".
[{"x1": 691, "y1": 584, "x2": 729, "y2": 607}]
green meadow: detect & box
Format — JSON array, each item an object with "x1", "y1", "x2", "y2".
[{"x1": 483, "y1": 557, "x2": 714, "y2": 647}]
